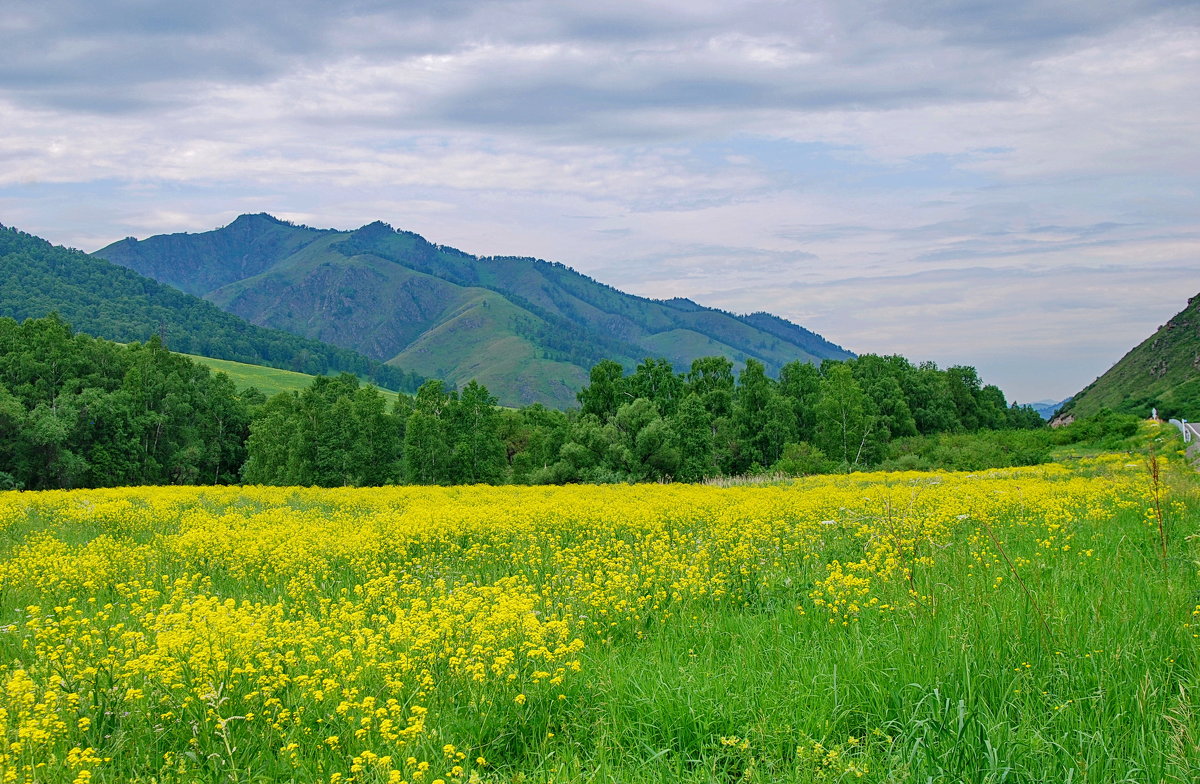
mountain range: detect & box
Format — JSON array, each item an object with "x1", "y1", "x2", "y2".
[{"x1": 94, "y1": 214, "x2": 853, "y2": 407}]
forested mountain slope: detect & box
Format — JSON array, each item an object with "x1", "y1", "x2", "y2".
[
  {"x1": 0, "y1": 224, "x2": 424, "y2": 393},
  {"x1": 1058, "y1": 292, "x2": 1200, "y2": 420},
  {"x1": 95, "y1": 214, "x2": 852, "y2": 407}
]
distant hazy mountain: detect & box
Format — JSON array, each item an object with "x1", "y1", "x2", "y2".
[
  {"x1": 95, "y1": 213, "x2": 853, "y2": 407},
  {"x1": 1027, "y1": 399, "x2": 1067, "y2": 420},
  {"x1": 1058, "y1": 293, "x2": 1200, "y2": 421},
  {"x1": 0, "y1": 224, "x2": 424, "y2": 393}
]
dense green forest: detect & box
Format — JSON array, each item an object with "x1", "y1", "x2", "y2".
[
  {"x1": 0, "y1": 315, "x2": 255, "y2": 489},
  {"x1": 1, "y1": 316, "x2": 1141, "y2": 490},
  {"x1": 0, "y1": 224, "x2": 425, "y2": 393}
]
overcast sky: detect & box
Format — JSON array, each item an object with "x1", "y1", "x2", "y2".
[{"x1": 2, "y1": 1, "x2": 1197, "y2": 402}]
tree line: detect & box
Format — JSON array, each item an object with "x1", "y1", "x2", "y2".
[{"x1": 1, "y1": 315, "x2": 1087, "y2": 490}]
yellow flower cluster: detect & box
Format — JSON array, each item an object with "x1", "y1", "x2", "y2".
[{"x1": 0, "y1": 455, "x2": 1160, "y2": 780}]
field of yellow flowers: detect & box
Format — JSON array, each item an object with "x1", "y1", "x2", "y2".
[{"x1": 1, "y1": 453, "x2": 1198, "y2": 782}]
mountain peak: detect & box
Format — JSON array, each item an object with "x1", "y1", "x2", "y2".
[
  {"x1": 350, "y1": 220, "x2": 396, "y2": 241},
  {"x1": 661, "y1": 297, "x2": 701, "y2": 312},
  {"x1": 228, "y1": 212, "x2": 289, "y2": 228}
]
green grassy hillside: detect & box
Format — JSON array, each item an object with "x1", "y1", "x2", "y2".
[
  {"x1": 387, "y1": 290, "x2": 587, "y2": 404},
  {"x1": 181, "y1": 353, "x2": 402, "y2": 405},
  {"x1": 95, "y1": 215, "x2": 854, "y2": 407},
  {"x1": 1059, "y1": 293, "x2": 1200, "y2": 420}
]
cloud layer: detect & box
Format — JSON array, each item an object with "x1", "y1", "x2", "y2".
[{"x1": 2, "y1": 0, "x2": 1197, "y2": 400}]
